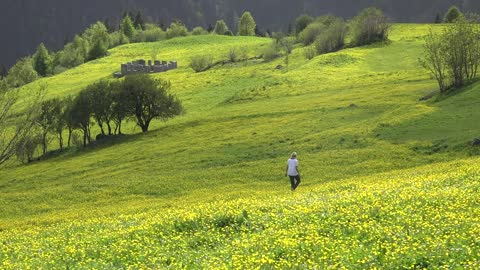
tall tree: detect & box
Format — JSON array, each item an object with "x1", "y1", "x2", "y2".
[
  {"x1": 238, "y1": 12, "x2": 256, "y2": 36},
  {"x1": 121, "y1": 15, "x2": 135, "y2": 39},
  {"x1": 295, "y1": 14, "x2": 313, "y2": 35},
  {"x1": 444, "y1": 6, "x2": 463, "y2": 23},
  {"x1": 134, "y1": 11, "x2": 146, "y2": 30},
  {"x1": 6, "y1": 57, "x2": 38, "y2": 88},
  {"x1": 0, "y1": 65, "x2": 8, "y2": 79},
  {"x1": 33, "y1": 43, "x2": 51, "y2": 77},
  {"x1": 214, "y1": 20, "x2": 229, "y2": 35},
  {"x1": 122, "y1": 75, "x2": 183, "y2": 133}
]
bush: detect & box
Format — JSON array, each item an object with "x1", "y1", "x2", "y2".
[
  {"x1": 192, "y1": 26, "x2": 208, "y2": 35},
  {"x1": 262, "y1": 43, "x2": 280, "y2": 62},
  {"x1": 144, "y1": 24, "x2": 166, "y2": 42},
  {"x1": 224, "y1": 30, "x2": 234, "y2": 36},
  {"x1": 190, "y1": 55, "x2": 214, "y2": 72},
  {"x1": 214, "y1": 20, "x2": 229, "y2": 35},
  {"x1": 6, "y1": 57, "x2": 38, "y2": 88},
  {"x1": 15, "y1": 133, "x2": 41, "y2": 164},
  {"x1": 315, "y1": 20, "x2": 347, "y2": 54},
  {"x1": 304, "y1": 46, "x2": 316, "y2": 60},
  {"x1": 444, "y1": 6, "x2": 463, "y2": 23},
  {"x1": 131, "y1": 30, "x2": 147, "y2": 43},
  {"x1": 296, "y1": 14, "x2": 314, "y2": 35},
  {"x1": 299, "y1": 22, "x2": 325, "y2": 45},
  {"x1": 351, "y1": 7, "x2": 391, "y2": 46},
  {"x1": 166, "y1": 22, "x2": 189, "y2": 39},
  {"x1": 109, "y1": 32, "x2": 129, "y2": 48},
  {"x1": 238, "y1": 12, "x2": 256, "y2": 36}
]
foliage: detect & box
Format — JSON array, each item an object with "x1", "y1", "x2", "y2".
[
  {"x1": 262, "y1": 42, "x2": 281, "y2": 62},
  {"x1": 35, "y1": 99, "x2": 62, "y2": 154},
  {"x1": 166, "y1": 22, "x2": 189, "y2": 39},
  {"x1": 33, "y1": 43, "x2": 51, "y2": 77},
  {"x1": 55, "y1": 35, "x2": 90, "y2": 69},
  {"x1": 351, "y1": 7, "x2": 391, "y2": 46},
  {"x1": 121, "y1": 16, "x2": 135, "y2": 39},
  {"x1": 5, "y1": 57, "x2": 38, "y2": 88},
  {"x1": 122, "y1": 75, "x2": 183, "y2": 132},
  {"x1": 314, "y1": 19, "x2": 347, "y2": 54},
  {"x1": 190, "y1": 54, "x2": 214, "y2": 72},
  {"x1": 304, "y1": 46, "x2": 316, "y2": 60},
  {"x1": 214, "y1": 20, "x2": 229, "y2": 35},
  {"x1": 238, "y1": 12, "x2": 256, "y2": 36},
  {"x1": 15, "y1": 132, "x2": 41, "y2": 164},
  {"x1": 67, "y1": 89, "x2": 93, "y2": 147},
  {"x1": 192, "y1": 26, "x2": 208, "y2": 35},
  {"x1": 298, "y1": 22, "x2": 324, "y2": 45},
  {"x1": 295, "y1": 14, "x2": 314, "y2": 35},
  {"x1": 224, "y1": 30, "x2": 234, "y2": 36},
  {"x1": 83, "y1": 22, "x2": 110, "y2": 60},
  {"x1": 444, "y1": 6, "x2": 463, "y2": 23},
  {"x1": 108, "y1": 32, "x2": 130, "y2": 48},
  {"x1": 420, "y1": 20, "x2": 480, "y2": 92}
]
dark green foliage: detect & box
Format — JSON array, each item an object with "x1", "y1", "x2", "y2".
[
  {"x1": 298, "y1": 22, "x2": 324, "y2": 45},
  {"x1": 134, "y1": 11, "x2": 147, "y2": 30},
  {"x1": 435, "y1": 13, "x2": 442, "y2": 24},
  {"x1": 6, "y1": 57, "x2": 38, "y2": 88},
  {"x1": 238, "y1": 12, "x2": 256, "y2": 36},
  {"x1": 15, "y1": 133, "x2": 42, "y2": 164},
  {"x1": 224, "y1": 30, "x2": 233, "y2": 36},
  {"x1": 351, "y1": 7, "x2": 391, "y2": 46},
  {"x1": 214, "y1": 20, "x2": 229, "y2": 35},
  {"x1": 121, "y1": 16, "x2": 135, "y2": 39},
  {"x1": 295, "y1": 14, "x2": 313, "y2": 35},
  {"x1": 444, "y1": 6, "x2": 463, "y2": 23},
  {"x1": 83, "y1": 80, "x2": 114, "y2": 135},
  {"x1": 0, "y1": 65, "x2": 7, "y2": 79},
  {"x1": 56, "y1": 35, "x2": 89, "y2": 69},
  {"x1": 88, "y1": 40, "x2": 108, "y2": 61},
  {"x1": 33, "y1": 43, "x2": 51, "y2": 77},
  {"x1": 122, "y1": 75, "x2": 183, "y2": 132},
  {"x1": 67, "y1": 90, "x2": 93, "y2": 147}
]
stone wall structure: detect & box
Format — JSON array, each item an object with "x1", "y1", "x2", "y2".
[{"x1": 114, "y1": 59, "x2": 178, "y2": 78}]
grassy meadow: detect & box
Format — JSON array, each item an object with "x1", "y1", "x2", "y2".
[{"x1": 1, "y1": 24, "x2": 480, "y2": 268}]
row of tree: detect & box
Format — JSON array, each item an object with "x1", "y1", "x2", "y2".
[{"x1": 14, "y1": 75, "x2": 183, "y2": 163}]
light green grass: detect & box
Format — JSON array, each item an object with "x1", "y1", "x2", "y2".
[{"x1": 1, "y1": 24, "x2": 480, "y2": 268}]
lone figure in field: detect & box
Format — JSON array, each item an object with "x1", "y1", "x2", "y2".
[{"x1": 286, "y1": 152, "x2": 301, "y2": 191}]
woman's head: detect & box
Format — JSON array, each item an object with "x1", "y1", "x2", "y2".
[{"x1": 291, "y1": 152, "x2": 297, "y2": 159}]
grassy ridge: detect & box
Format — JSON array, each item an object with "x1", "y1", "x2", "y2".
[{"x1": 1, "y1": 24, "x2": 480, "y2": 268}]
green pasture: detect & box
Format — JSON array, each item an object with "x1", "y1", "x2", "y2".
[{"x1": 1, "y1": 24, "x2": 480, "y2": 268}]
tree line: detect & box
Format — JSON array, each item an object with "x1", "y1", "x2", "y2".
[{"x1": 11, "y1": 75, "x2": 183, "y2": 164}]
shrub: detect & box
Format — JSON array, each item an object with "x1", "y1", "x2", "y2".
[
  {"x1": 192, "y1": 26, "x2": 208, "y2": 35},
  {"x1": 166, "y1": 22, "x2": 189, "y2": 39},
  {"x1": 238, "y1": 12, "x2": 256, "y2": 36},
  {"x1": 121, "y1": 16, "x2": 135, "y2": 39},
  {"x1": 351, "y1": 7, "x2": 391, "y2": 46},
  {"x1": 315, "y1": 20, "x2": 347, "y2": 54},
  {"x1": 109, "y1": 32, "x2": 129, "y2": 48},
  {"x1": 299, "y1": 22, "x2": 325, "y2": 45},
  {"x1": 304, "y1": 46, "x2": 316, "y2": 60},
  {"x1": 262, "y1": 43, "x2": 280, "y2": 62},
  {"x1": 190, "y1": 55, "x2": 214, "y2": 72},
  {"x1": 6, "y1": 57, "x2": 38, "y2": 88},
  {"x1": 131, "y1": 30, "x2": 147, "y2": 43},
  {"x1": 144, "y1": 24, "x2": 166, "y2": 41},
  {"x1": 444, "y1": 6, "x2": 464, "y2": 23},
  {"x1": 33, "y1": 43, "x2": 51, "y2": 77},
  {"x1": 214, "y1": 20, "x2": 229, "y2": 35},
  {"x1": 224, "y1": 30, "x2": 234, "y2": 36},
  {"x1": 296, "y1": 14, "x2": 314, "y2": 35},
  {"x1": 15, "y1": 133, "x2": 41, "y2": 164}
]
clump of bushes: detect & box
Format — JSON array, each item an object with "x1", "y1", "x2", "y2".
[
  {"x1": 166, "y1": 22, "x2": 189, "y2": 39},
  {"x1": 192, "y1": 26, "x2": 208, "y2": 35},
  {"x1": 350, "y1": 7, "x2": 390, "y2": 46},
  {"x1": 190, "y1": 55, "x2": 214, "y2": 72}
]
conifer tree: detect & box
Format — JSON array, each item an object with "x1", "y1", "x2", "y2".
[
  {"x1": 121, "y1": 16, "x2": 135, "y2": 39},
  {"x1": 33, "y1": 43, "x2": 50, "y2": 77},
  {"x1": 238, "y1": 12, "x2": 256, "y2": 36}
]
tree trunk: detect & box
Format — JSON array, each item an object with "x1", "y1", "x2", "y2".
[
  {"x1": 42, "y1": 132, "x2": 47, "y2": 155},
  {"x1": 67, "y1": 128, "x2": 72, "y2": 147},
  {"x1": 58, "y1": 132, "x2": 63, "y2": 151},
  {"x1": 107, "y1": 121, "x2": 112, "y2": 135}
]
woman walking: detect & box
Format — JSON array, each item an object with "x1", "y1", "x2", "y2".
[{"x1": 285, "y1": 152, "x2": 301, "y2": 191}]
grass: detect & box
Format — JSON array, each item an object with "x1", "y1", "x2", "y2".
[{"x1": 1, "y1": 24, "x2": 480, "y2": 268}]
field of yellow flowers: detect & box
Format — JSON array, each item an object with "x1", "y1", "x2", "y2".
[{"x1": 2, "y1": 158, "x2": 480, "y2": 269}]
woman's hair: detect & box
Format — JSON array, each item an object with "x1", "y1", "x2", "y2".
[{"x1": 291, "y1": 152, "x2": 297, "y2": 158}]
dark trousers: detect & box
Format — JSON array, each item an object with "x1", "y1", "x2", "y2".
[{"x1": 289, "y1": 175, "x2": 301, "y2": 190}]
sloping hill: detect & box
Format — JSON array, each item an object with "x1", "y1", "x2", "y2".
[{"x1": 1, "y1": 24, "x2": 480, "y2": 268}]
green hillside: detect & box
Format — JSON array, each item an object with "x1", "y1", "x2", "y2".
[{"x1": 1, "y1": 24, "x2": 480, "y2": 268}]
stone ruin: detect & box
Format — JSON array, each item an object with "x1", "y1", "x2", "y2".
[{"x1": 114, "y1": 59, "x2": 178, "y2": 78}]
